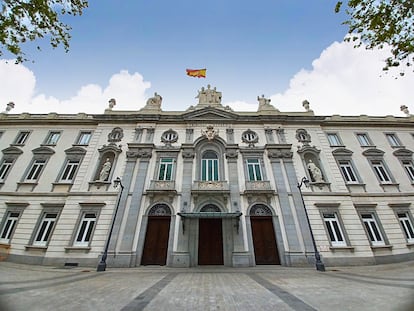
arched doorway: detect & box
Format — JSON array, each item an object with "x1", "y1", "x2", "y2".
[
  {"x1": 198, "y1": 204, "x2": 224, "y2": 265},
  {"x1": 141, "y1": 204, "x2": 171, "y2": 265},
  {"x1": 250, "y1": 204, "x2": 280, "y2": 265}
]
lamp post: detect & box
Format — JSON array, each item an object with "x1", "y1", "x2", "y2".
[
  {"x1": 97, "y1": 177, "x2": 124, "y2": 272},
  {"x1": 297, "y1": 176, "x2": 325, "y2": 272}
]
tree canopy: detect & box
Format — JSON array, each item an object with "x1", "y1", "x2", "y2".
[
  {"x1": 336, "y1": 0, "x2": 414, "y2": 73},
  {"x1": 0, "y1": 0, "x2": 88, "y2": 63}
]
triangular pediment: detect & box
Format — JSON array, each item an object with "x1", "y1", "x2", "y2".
[{"x1": 182, "y1": 107, "x2": 238, "y2": 121}]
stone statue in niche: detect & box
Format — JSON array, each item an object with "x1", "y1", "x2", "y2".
[
  {"x1": 196, "y1": 85, "x2": 222, "y2": 104},
  {"x1": 307, "y1": 159, "x2": 324, "y2": 182},
  {"x1": 143, "y1": 92, "x2": 162, "y2": 110},
  {"x1": 99, "y1": 158, "x2": 112, "y2": 181}
]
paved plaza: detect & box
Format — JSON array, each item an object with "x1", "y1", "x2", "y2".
[{"x1": 0, "y1": 261, "x2": 413, "y2": 311}]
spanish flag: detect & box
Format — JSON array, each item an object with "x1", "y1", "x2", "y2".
[{"x1": 186, "y1": 68, "x2": 206, "y2": 78}]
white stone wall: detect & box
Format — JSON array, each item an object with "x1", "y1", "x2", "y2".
[{"x1": 0, "y1": 112, "x2": 413, "y2": 267}]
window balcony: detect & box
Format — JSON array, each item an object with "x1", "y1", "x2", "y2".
[
  {"x1": 147, "y1": 180, "x2": 177, "y2": 193},
  {"x1": 244, "y1": 180, "x2": 274, "y2": 194},
  {"x1": 192, "y1": 180, "x2": 230, "y2": 194}
]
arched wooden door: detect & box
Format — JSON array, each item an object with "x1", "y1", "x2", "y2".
[
  {"x1": 198, "y1": 204, "x2": 224, "y2": 265},
  {"x1": 250, "y1": 204, "x2": 280, "y2": 265},
  {"x1": 141, "y1": 204, "x2": 171, "y2": 266}
]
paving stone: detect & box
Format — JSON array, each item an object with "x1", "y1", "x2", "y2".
[{"x1": 0, "y1": 262, "x2": 413, "y2": 311}]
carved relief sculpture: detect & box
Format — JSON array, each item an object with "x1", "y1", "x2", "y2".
[{"x1": 202, "y1": 125, "x2": 219, "y2": 141}]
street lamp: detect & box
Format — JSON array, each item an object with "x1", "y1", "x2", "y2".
[
  {"x1": 297, "y1": 176, "x2": 325, "y2": 272},
  {"x1": 97, "y1": 177, "x2": 124, "y2": 272}
]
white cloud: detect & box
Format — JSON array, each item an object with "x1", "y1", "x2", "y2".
[
  {"x1": 226, "y1": 100, "x2": 256, "y2": 112},
  {"x1": 0, "y1": 60, "x2": 36, "y2": 108},
  {"x1": 270, "y1": 41, "x2": 414, "y2": 116},
  {"x1": 0, "y1": 61, "x2": 151, "y2": 114},
  {"x1": 2, "y1": 42, "x2": 413, "y2": 116}
]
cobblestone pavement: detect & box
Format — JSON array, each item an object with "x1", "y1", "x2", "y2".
[{"x1": 0, "y1": 261, "x2": 413, "y2": 311}]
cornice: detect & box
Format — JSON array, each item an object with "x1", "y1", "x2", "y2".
[{"x1": 1, "y1": 111, "x2": 412, "y2": 128}]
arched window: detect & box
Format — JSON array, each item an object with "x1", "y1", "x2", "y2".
[
  {"x1": 200, "y1": 204, "x2": 221, "y2": 212},
  {"x1": 250, "y1": 204, "x2": 272, "y2": 216},
  {"x1": 148, "y1": 204, "x2": 171, "y2": 216},
  {"x1": 201, "y1": 150, "x2": 218, "y2": 181}
]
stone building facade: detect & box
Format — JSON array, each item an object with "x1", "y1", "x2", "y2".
[{"x1": 0, "y1": 87, "x2": 413, "y2": 268}]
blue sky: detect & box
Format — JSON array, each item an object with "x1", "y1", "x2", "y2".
[{"x1": 1, "y1": 0, "x2": 413, "y2": 116}]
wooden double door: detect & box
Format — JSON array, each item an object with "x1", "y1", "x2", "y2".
[
  {"x1": 251, "y1": 217, "x2": 280, "y2": 265},
  {"x1": 198, "y1": 218, "x2": 224, "y2": 265},
  {"x1": 141, "y1": 216, "x2": 170, "y2": 265}
]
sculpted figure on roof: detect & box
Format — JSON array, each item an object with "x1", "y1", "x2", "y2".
[
  {"x1": 257, "y1": 94, "x2": 277, "y2": 111},
  {"x1": 196, "y1": 85, "x2": 222, "y2": 105},
  {"x1": 142, "y1": 92, "x2": 162, "y2": 111}
]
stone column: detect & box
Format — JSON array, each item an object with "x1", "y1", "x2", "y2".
[
  {"x1": 276, "y1": 128, "x2": 287, "y2": 144},
  {"x1": 171, "y1": 144, "x2": 194, "y2": 267},
  {"x1": 226, "y1": 128, "x2": 234, "y2": 144},
  {"x1": 284, "y1": 158, "x2": 314, "y2": 253},
  {"x1": 135, "y1": 127, "x2": 143, "y2": 143},
  {"x1": 226, "y1": 145, "x2": 249, "y2": 266},
  {"x1": 186, "y1": 129, "x2": 194, "y2": 143},
  {"x1": 145, "y1": 128, "x2": 155, "y2": 143},
  {"x1": 108, "y1": 151, "x2": 138, "y2": 255},
  {"x1": 116, "y1": 144, "x2": 153, "y2": 267},
  {"x1": 267, "y1": 144, "x2": 309, "y2": 265},
  {"x1": 265, "y1": 128, "x2": 274, "y2": 144}
]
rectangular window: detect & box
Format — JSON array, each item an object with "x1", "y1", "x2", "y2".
[
  {"x1": 76, "y1": 131, "x2": 92, "y2": 145},
  {"x1": 201, "y1": 159, "x2": 218, "y2": 181},
  {"x1": 247, "y1": 159, "x2": 262, "y2": 181},
  {"x1": 338, "y1": 160, "x2": 358, "y2": 183},
  {"x1": 0, "y1": 212, "x2": 20, "y2": 243},
  {"x1": 45, "y1": 131, "x2": 61, "y2": 145},
  {"x1": 158, "y1": 158, "x2": 173, "y2": 181},
  {"x1": 26, "y1": 159, "x2": 46, "y2": 181},
  {"x1": 356, "y1": 133, "x2": 371, "y2": 146},
  {"x1": 14, "y1": 131, "x2": 30, "y2": 145},
  {"x1": 397, "y1": 212, "x2": 414, "y2": 242},
  {"x1": 323, "y1": 213, "x2": 346, "y2": 246},
  {"x1": 61, "y1": 160, "x2": 80, "y2": 182},
  {"x1": 371, "y1": 160, "x2": 392, "y2": 183},
  {"x1": 74, "y1": 213, "x2": 97, "y2": 247},
  {"x1": 361, "y1": 213, "x2": 385, "y2": 246},
  {"x1": 33, "y1": 213, "x2": 58, "y2": 246},
  {"x1": 402, "y1": 161, "x2": 414, "y2": 181},
  {"x1": 0, "y1": 159, "x2": 13, "y2": 181},
  {"x1": 327, "y1": 133, "x2": 342, "y2": 146},
  {"x1": 386, "y1": 133, "x2": 401, "y2": 147}
]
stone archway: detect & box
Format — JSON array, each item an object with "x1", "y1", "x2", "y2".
[
  {"x1": 141, "y1": 204, "x2": 171, "y2": 265},
  {"x1": 250, "y1": 204, "x2": 280, "y2": 265}
]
